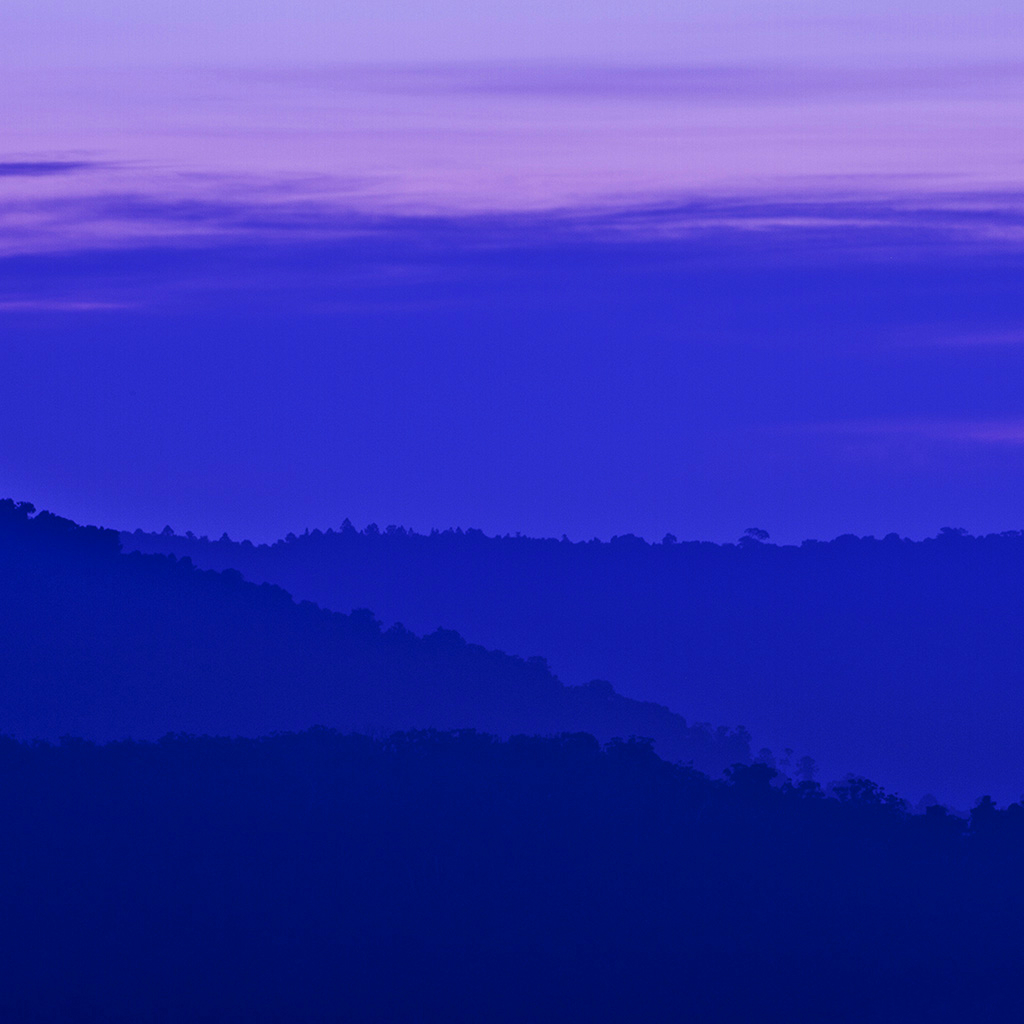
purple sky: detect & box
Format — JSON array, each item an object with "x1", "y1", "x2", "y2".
[
  {"x1": 5, "y1": 0, "x2": 1023, "y2": 66},
  {"x1": 1, "y1": 1, "x2": 1023, "y2": 543}
]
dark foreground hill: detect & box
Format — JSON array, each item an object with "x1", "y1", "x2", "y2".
[
  {"x1": 0, "y1": 500, "x2": 749, "y2": 773},
  {"x1": 1, "y1": 727, "x2": 1021, "y2": 1023},
  {"x1": 126, "y1": 520, "x2": 1024, "y2": 805}
]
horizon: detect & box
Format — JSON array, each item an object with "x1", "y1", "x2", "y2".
[{"x1": 22, "y1": 493, "x2": 1019, "y2": 549}]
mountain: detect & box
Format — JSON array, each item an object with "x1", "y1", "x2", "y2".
[
  {"x1": 7, "y1": 498, "x2": 1023, "y2": 1022},
  {"x1": 0, "y1": 499, "x2": 749, "y2": 774},
  {"x1": 124, "y1": 520, "x2": 1024, "y2": 805}
]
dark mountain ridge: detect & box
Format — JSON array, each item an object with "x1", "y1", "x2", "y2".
[
  {"x1": 124, "y1": 518, "x2": 1024, "y2": 805},
  {"x1": 2, "y1": 727, "x2": 1022, "y2": 1023},
  {"x1": 0, "y1": 499, "x2": 749, "y2": 774}
]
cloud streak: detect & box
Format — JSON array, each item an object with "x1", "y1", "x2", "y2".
[
  {"x1": 0, "y1": 184, "x2": 1023, "y2": 333},
  {"x1": 794, "y1": 419, "x2": 1024, "y2": 447},
  {"x1": 0, "y1": 299, "x2": 130, "y2": 312},
  {"x1": 0, "y1": 161, "x2": 97, "y2": 177},
  {"x1": 238, "y1": 60, "x2": 1024, "y2": 103},
  {"x1": 4, "y1": 181, "x2": 1024, "y2": 258}
]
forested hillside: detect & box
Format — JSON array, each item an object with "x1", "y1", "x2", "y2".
[
  {"x1": 126, "y1": 520, "x2": 1024, "y2": 804},
  {"x1": 0, "y1": 500, "x2": 749, "y2": 773},
  {"x1": 1, "y1": 728, "x2": 1020, "y2": 1023}
]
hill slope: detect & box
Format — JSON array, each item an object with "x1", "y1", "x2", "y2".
[
  {"x1": 0, "y1": 500, "x2": 749, "y2": 774},
  {"x1": 2, "y1": 728, "x2": 1021, "y2": 1023},
  {"x1": 125, "y1": 520, "x2": 1024, "y2": 805}
]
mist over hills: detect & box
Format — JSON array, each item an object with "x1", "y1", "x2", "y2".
[
  {"x1": 125, "y1": 519, "x2": 1024, "y2": 806},
  {"x1": 0, "y1": 499, "x2": 749, "y2": 774}
]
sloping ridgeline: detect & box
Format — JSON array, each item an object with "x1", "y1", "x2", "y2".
[
  {"x1": 1, "y1": 728, "x2": 1022, "y2": 1023},
  {"x1": 0, "y1": 500, "x2": 749, "y2": 773},
  {"x1": 126, "y1": 520, "x2": 1024, "y2": 805}
]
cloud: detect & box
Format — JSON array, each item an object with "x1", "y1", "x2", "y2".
[
  {"x1": 0, "y1": 161, "x2": 97, "y2": 177},
  {"x1": 231, "y1": 61, "x2": 1024, "y2": 103},
  {"x1": 0, "y1": 181, "x2": 1022, "y2": 331},
  {"x1": 0, "y1": 300, "x2": 131, "y2": 312},
  {"x1": 798, "y1": 420, "x2": 1024, "y2": 447},
  {"x1": 6, "y1": 181, "x2": 1024, "y2": 258}
]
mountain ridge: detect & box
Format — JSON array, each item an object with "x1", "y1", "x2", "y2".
[
  {"x1": 0, "y1": 499, "x2": 750, "y2": 776},
  {"x1": 123, "y1": 517, "x2": 1024, "y2": 805}
]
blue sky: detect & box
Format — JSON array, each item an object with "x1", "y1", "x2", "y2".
[{"x1": 0, "y1": 1, "x2": 1022, "y2": 542}]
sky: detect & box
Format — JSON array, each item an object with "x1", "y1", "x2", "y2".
[{"x1": 1, "y1": 1, "x2": 1023, "y2": 544}]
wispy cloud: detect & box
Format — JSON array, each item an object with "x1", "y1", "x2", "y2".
[
  {"x1": 0, "y1": 161, "x2": 97, "y2": 177},
  {"x1": 798, "y1": 420, "x2": 1024, "y2": 446},
  {"x1": 891, "y1": 327, "x2": 1024, "y2": 349},
  {"x1": 3, "y1": 181, "x2": 1024, "y2": 257},
  {"x1": 231, "y1": 61, "x2": 1024, "y2": 103},
  {"x1": 0, "y1": 299, "x2": 131, "y2": 312},
  {"x1": 0, "y1": 181, "x2": 1020, "y2": 331},
  {"x1": 2, "y1": 57, "x2": 1019, "y2": 227}
]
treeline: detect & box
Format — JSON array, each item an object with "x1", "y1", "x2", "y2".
[
  {"x1": 126, "y1": 519, "x2": 1024, "y2": 805},
  {"x1": 0, "y1": 727, "x2": 1020, "y2": 1023},
  {"x1": 0, "y1": 499, "x2": 750, "y2": 774}
]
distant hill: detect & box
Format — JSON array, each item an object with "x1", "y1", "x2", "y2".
[
  {"x1": 0, "y1": 499, "x2": 749, "y2": 774},
  {"x1": 125, "y1": 520, "x2": 1024, "y2": 805}
]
